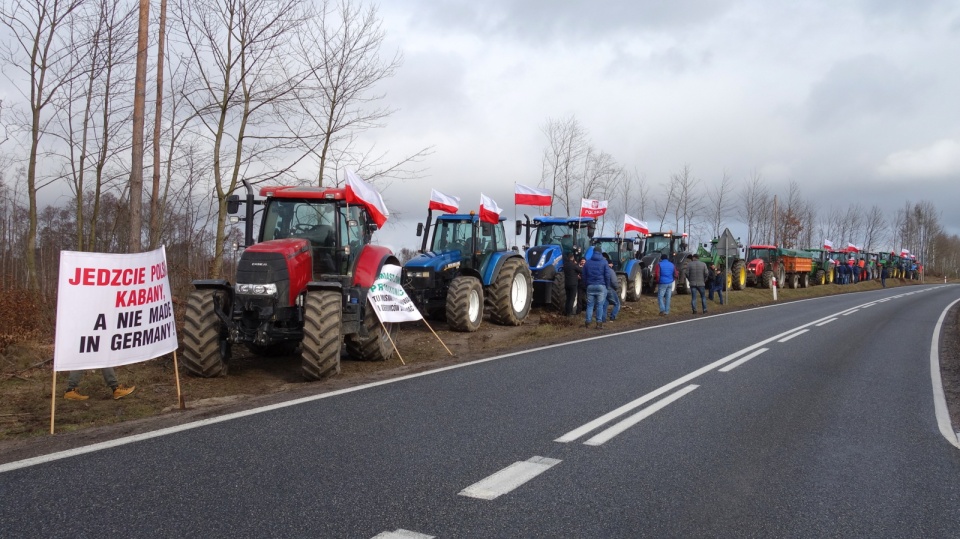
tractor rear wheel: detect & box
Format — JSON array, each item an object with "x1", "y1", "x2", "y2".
[
  {"x1": 488, "y1": 257, "x2": 533, "y2": 326},
  {"x1": 677, "y1": 260, "x2": 690, "y2": 295},
  {"x1": 732, "y1": 260, "x2": 746, "y2": 290},
  {"x1": 724, "y1": 270, "x2": 733, "y2": 291},
  {"x1": 815, "y1": 270, "x2": 825, "y2": 286},
  {"x1": 616, "y1": 274, "x2": 628, "y2": 302},
  {"x1": 447, "y1": 276, "x2": 484, "y2": 332},
  {"x1": 626, "y1": 270, "x2": 642, "y2": 302},
  {"x1": 761, "y1": 270, "x2": 773, "y2": 289},
  {"x1": 301, "y1": 290, "x2": 342, "y2": 380},
  {"x1": 778, "y1": 266, "x2": 786, "y2": 288},
  {"x1": 182, "y1": 289, "x2": 230, "y2": 377},
  {"x1": 346, "y1": 300, "x2": 396, "y2": 361},
  {"x1": 550, "y1": 272, "x2": 566, "y2": 312}
]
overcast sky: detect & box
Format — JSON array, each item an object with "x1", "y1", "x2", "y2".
[{"x1": 360, "y1": 0, "x2": 960, "y2": 250}]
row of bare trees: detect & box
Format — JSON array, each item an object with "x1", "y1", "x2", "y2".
[
  {"x1": 0, "y1": 0, "x2": 425, "y2": 294},
  {"x1": 538, "y1": 115, "x2": 959, "y2": 277}
]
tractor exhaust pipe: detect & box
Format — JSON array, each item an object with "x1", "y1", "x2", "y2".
[{"x1": 241, "y1": 178, "x2": 255, "y2": 247}]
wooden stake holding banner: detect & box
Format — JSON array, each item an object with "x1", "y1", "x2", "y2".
[
  {"x1": 368, "y1": 264, "x2": 453, "y2": 360},
  {"x1": 50, "y1": 371, "x2": 57, "y2": 434},
  {"x1": 378, "y1": 319, "x2": 405, "y2": 365},
  {"x1": 173, "y1": 350, "x2": 185, "y2": 409},
  {"x1": 420, "y1": 318, "x2": 453, "y2": 356}
]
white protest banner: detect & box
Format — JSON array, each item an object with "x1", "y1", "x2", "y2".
[
  {"x1": 54, "y1": 247, "x2": 178, "y2": 371},
  {"x1": 368, "y1": 264, "x2": 423, "y2": 323}
]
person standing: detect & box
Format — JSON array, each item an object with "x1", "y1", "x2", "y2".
[
  {"x1": 605, "y1": 259, "x2": 621, "y2": 322},
  {"x1": 582, "y1": 248, "x2": 608, "y2": 329},
  {"x1": 881, "y1": 263, "x2": 888, "y2": 288},
  {"x1": 64, "y1": 368, "x2": 136, "y2": 400},
  {"x1": 562, "y1": 253, "x2": 581, "y2": 316},
  {"x1": 653, "y1": 254, "x2": 677, "y2": 316},
  {"x1": 685, "y1": 253, "x2": 710, "y2": 314},
  {"x1": 576, "y1": 257, "x2": 587, "y2": 314},
  {"x1": 707, "y1": 262, "x2": 725, "y2": 305}
]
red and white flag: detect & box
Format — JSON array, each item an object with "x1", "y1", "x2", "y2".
[
  {"x1": 823, "y1": 239, "x2": 834, "y2": 250},
  {"x1": 623, "y1": 215, "x2": 649, "y2": 235},
  {"x1": 344, "y1": 170, "x2": 389, "y2": 228},
  {"x1": 515, "y1": 183, "x2": 552, "y2": 206},
  {"x1": 479, "y1": 193, "x2": 502, "y2": 225},
  {"x1": 580, "y1": 198, "x2": 608, "y2": 218},
  {"x1": 846, "y1": 243, "x2": 859, "y2": 253},
  {"x1": 900, "y1": 248, "x2": 910, "y2": 256},
  {"x1": 428, "y1": 189, "x2": 460, "y2": 213}
]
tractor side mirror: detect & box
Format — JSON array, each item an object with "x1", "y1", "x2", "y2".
[
  {"x1": 416, "y1": 223, "x2": 423, "y2": 237},
  {"x1": 587, "y1": 223, "x2": 597, "y2": 237},
  {"x1": 226, "y1": 195, "x2": 241, "y2": 214},
  {"x1": 515, "y1": 220, "x2": 523, "y2": 236},
  {"x1": 367, "y1": 222, "x2": 378, "y2": 234},
  {"x1": 625, "y1": 241, "x2": 634, "y2": 252}
]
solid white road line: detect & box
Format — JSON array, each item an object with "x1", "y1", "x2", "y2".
[
  {"x1": 718, "y1": 348, "x2": 769, "y2": 372},
  {"x1": 459, "y1": 456, "x2": 561, "y2": 500},
  {"x1": 778, "y1": 329, "x2": 810, "y2": 343},
  {"x1": 930, "y1": 297, "x2": 960, "y2": 450},
  {"x1": 372, "y1": 530, "x2": 435, "y2": 539},
  {"x1": 583, "y1": 385, "x2": 699, "y2": 446},
  {"x1": 816, "y1": 318, "x2": 838, "y2": 326}
]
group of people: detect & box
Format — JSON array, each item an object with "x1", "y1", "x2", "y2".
[{"x1": 564, "y1": 249, "x2": 728, "y2": 328}]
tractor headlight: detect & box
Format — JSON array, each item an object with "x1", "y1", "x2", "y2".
[
  {"x1": 407, "y1": 270, "x2": 431, "y2": 279},
  {"x1": 235, "y1": 283, "x2": 278, "y2": 296}
]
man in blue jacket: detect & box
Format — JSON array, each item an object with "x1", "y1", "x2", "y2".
[
  {"x1": 653, "y1": 253, "x2": 677, "y2": 316},
  {"x1": 583, "y1": 248, "x2": 609, "y2": 328}
]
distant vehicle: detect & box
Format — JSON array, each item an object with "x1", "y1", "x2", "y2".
[
  {"x1": 590, "y1": 233, "x2": 643, "y2": 301},
  {"x1": 695, "y1": 228, "x2": 746, "y2": 291},
  {"x1": 745, "y1": 245, "x2": 814, "y2": 289}
]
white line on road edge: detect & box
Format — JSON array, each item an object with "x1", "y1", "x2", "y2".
[
  {"x1": 718, "y1": 349, "x2": 769, "y2": 372},
  {"x1": 816, "y1": 318, "x2": 838, "y2": 327},
  {"x1": 930, "y1": 297, "x2": 960, "y2": 449},
  {"x1": 584, "y1": 385, "x2": 699, "y2": 446},
  {"x1": 778, "y1": 329, "x2": 810, "y2": 343},
  {"x1": 458, "y1": 456, "x2": 561, "y2": 500},
  {"x1": 372, "y1": 530, "x2": 435, "y2": 539}
]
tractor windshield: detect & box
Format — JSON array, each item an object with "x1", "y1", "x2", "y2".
[
  {"x1": 643, "y1": 235, "x2": 672, "y2": 257},
  {"x1": 747, "y1": 248, "x2": 774, "y2": 262},
  {"x1": 262, "y1": 199, "x2": 337, "y2": 245},
  {"x1": 535, "y1": 223, "x2": 588, "y2": 255},
  {"x1": 594, "y1": 240, "x2": 622, "y2": 266},
  {"x1": 431, "y1": 219, "x2": 475, "y2": 256}
]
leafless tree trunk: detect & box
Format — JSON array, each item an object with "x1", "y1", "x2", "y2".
[
  {"x1": 127, "y1": 0, "x2": 149, "y2": 253},
  {"x1": 738, "y1": 171, "x2": 767, "y2": 247},
  {"x1": 148, "y1": 0, "x2": 168, "y2": 249},
  {"x1": 540, "y1": 115, "x2": 588, "y2": 215},
  {"x1": 707, "y1": 171, "x2": 734, "y2": 239}
]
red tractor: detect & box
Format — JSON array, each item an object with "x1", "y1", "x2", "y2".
[{"x1": 182, "y1": 183, "x2": 399, "y2": 381}]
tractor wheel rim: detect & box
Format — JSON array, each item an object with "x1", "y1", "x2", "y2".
[
  {"x1": 510, "y1": 273, "x2": 528, "y2": 312},
  {"x1": 468, "y1": 289, "x2": 481, "y2": 322}
]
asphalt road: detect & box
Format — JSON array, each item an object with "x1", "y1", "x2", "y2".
[{"x1": 3, "y1": 285, "x2": 960, "y2": 538}]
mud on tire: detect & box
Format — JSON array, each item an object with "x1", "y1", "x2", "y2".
[
  {"x1": 488, "y1": 257, "x2": 533, "y2": 326},
  {"x1": 346, "y1": 300, "x2": 396, "y2": 361},
  {"x1": 301, "y1": 290, "x2": 342, "y2": 380},
  {"x1": 447, "y1": 276, "x2": 483, "y2": 332},
  {"x1": 182, "y1": 289, "x2": 231, "y2": 377}
]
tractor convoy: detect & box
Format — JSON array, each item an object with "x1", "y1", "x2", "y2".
[{"x1": 181, "y1": 181, "x2": 926, "y2": 381}]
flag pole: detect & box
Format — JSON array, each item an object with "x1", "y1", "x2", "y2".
[
  {"x1": 50, "y1": 370, "x2": 57, "y2": 435},
  {"x1": 421, "y1": 318, "x2": 453, "y2": 356},
  {"x1": 173, "y1": 350, "x2": 185, "y2": 409}
]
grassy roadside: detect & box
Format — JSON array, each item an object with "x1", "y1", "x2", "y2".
[{"x1": 0, "y1": 277, "x2": 932, "y2": 443}]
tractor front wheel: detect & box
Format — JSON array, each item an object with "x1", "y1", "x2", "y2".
[
  {"x1": 447, "y1": 276, "x2": 484, "y2": 332},
  {"x1": 301, "y1": 290, "x2": 342, "y2": 380},
  {"x1": 626, "y1": 270, "x2": 642, "y2": 302},
  {"x1": 346, "y1": 300, "x2": 396, "y2": 362},
  {"x1": 761, "y1": 270, "x2": 773, "y2": 289},
  {"x1": 488, "y1": 258, "x2": 533, "y2": 326},
  {"x1": 616, "y1": 274, "x2": 628, "y2": 302},
  {"x1": 550, "y1": 272, "x2": 566, "y2": 312},
  {"x1": 182, "y1": 289, "x2": 230, "y2": 377},
  {"x1": 732, "y1": 260, "x2": 746, "y2": 290}
]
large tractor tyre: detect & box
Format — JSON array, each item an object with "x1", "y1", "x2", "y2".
[
  {"x1": 778, "y1": 266, "x2": 786, "y2": 288},
  {"x1": 488, "y1": 258, "x2": 533, "y2": 326},
  {"x1": 732, "y1": 260, "x2": 747, "y2": 290},
  {"x1": 800, "y1": 273, "x2": 809, "y2": 288},
  {"x1": 676, "y1": 260, "x2": 691, "y2": 295},
  {"x1": 549, "y1": 272, "x2": 566, "y2": 312},
  {"x1": 815, "y1": 270, "x2": 826, "y2": 286},
  {"x1": 626, "y1": 270, "x2": 642, "y2": 302},
  {"x1": 761, "y1": 270, "x2": 774, "y2": 289},
  {"x1": 724, "y1": 270, "x2": 733, "y2": 291},
  {"x1": 446, "y1": 276, "x2": 484, "y2": 332},
  {"x1": 301, "y1": 290, "x2": 342, "y2": 380},
  {"x1": 245, "y1": 342, "x2": 298, "y2": 357},
  {"x1": 346, "y1": 302, "x2": 396, "y2": 362},
  {"x1": 182, "y1": 289, "x2": 231, "y2": 377},
  {"x1": 616, "y1": 275, "x2": 628, "y2": 302},
  {"x1": 788, "y1": 273, "x2": 799, "y2": 289}
]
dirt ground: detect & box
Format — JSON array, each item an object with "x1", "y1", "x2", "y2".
[{"x1": 2, "y1": 277, "x2": 957, "y2": 464}]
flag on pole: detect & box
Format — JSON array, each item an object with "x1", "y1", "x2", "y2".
[
  {"x1": 344, "y1": 170, "x2": 389, "y2": 228},
  {"x1": 515, "y1": 183, "x2": 552, "y2": 206},
  {"x1": 900, "y1": 248, "x2": 910, "y2": 256},
  {"x1": 428, "y1": 189, "x2": 460, "y2": 213},
  {"x1": 823, "y1": 239, "x2": 834, "y2": 250},
  {"x1": 479, "y1": 193, "x2": 502, "y2": 224},
  {"x1": 846, "y1": 243, "x2": 859, "y2": 253},
  {"x1": 623, "y1": 215, "x2": 649, "y2": 235},
  {"x1": 580, "y1": 198, "x2": 608, "y2": 218}
]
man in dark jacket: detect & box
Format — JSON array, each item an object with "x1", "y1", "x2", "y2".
[
  {"x1": 583, "y1": 249, "x2": 608, "y2": 328},
  {"x1": 562, "y1": 253, "x2": 581, "y2": 316},
  {"x1": 684, "y1": 253, "x2": 710, "y2": 314}
]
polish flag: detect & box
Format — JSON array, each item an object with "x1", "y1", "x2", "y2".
[
  {"x1": 479, "y1": 193, "x2": 502, "y2": 225},
  {"x1": 623, "y1": 215, "x2": 649, "y2": 235},
  {"x1": 344, "y1": 170, "x2": 389, "y2": 228},
  {"x1": 580, "y1": 198, "x2": 608, "y2": 218},
  {"x1": 900, "y1": 248, "x2": 910, "y2": 256},
  {"x1": 846, "y1": 242, "x2": 859, "y2": 253},
  {"x1": 823, "y1": 239, "x2": 834, "y2": 250},
  {"x1": 515, "y1": 183, "x2": 552, "y2": 206},
  {"x1": 428, "y1": 189, "x2": 460, "y2": 213}
]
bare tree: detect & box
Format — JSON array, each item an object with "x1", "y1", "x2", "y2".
[
  {"x1": 148, "y1": 0, "x2": 169, "y2": 249},
  {"x1": 707, "y1": 171, "x2": 734, "y2": 238},
  {"x1": 738, "y1": 171, "x2": 767, "y2": 247},
  {"x1": 126, "y1": 0, "x2": 149, "y2": 252},
  {"x1": 860, "y1": 204, "x2": 885, "y2": 252},
  {"x1": 540, "y1": 115, "x2": 587, "y2": 214},
  {"x1": 0, "y1": 0, "x2": 85, "y2": 290}
]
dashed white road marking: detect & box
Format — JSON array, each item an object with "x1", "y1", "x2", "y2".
[
  {"x1": 816, "y1": 318, "x2": 838, "y2": 326},
  {"x1": 584, "y1": 385, "x2": 699, "y2": 446},
  {"x1": 372, "y1": 530, "x2": 435, "y2": 539},
  {"x1": 459, "y1": 456, "x2": 562, "y2": 500},
  {"x1": 719, "y1": 348, "x2": 769, "y2": 372},
  {"x1": 778, "y1": 329, "x2": 810, "y2": 343},
  {"x1": 842, "y1": 309, "x2": 860, "y2": 316}
]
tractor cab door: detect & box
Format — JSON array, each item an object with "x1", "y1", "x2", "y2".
[
  {"x1": 475, "y1": 221, "x2": 503, "y2": 272},
  {"x1": 338, "y1": 205, "x2": 368, "y2": 275}
]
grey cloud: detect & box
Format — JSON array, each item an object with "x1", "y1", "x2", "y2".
[
  {"x1": 381, "y1": 50, "x2": 470, "y2": 130},
  {"x1": 804, "y1": 55, "x2": 916, "y2": 130}
]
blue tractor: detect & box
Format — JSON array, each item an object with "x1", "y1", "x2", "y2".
[
  {"x1": 402, "y1": 212, "x2": 532, "y2": 332},
  {"x1": 520, "y1": 215, "x2": 596, "y2": 311},
  {"x1": 590, "y1": 233, "x2": 644, "y2": 302}
]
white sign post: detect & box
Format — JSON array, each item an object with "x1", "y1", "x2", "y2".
[
  {"x1": 52, "y1": 247, "x2": 181, "y2": 432},
  {"x1": 367, "y1": 265, "x2": 452, "y2": 358}
]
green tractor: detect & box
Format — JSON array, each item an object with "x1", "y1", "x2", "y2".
[
  {"x1": 694, "y1": 228, "x2": 746, "y2": 291},
  {"x1": 805, "y1": 248, "x2": 835, "y2": 285}
]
